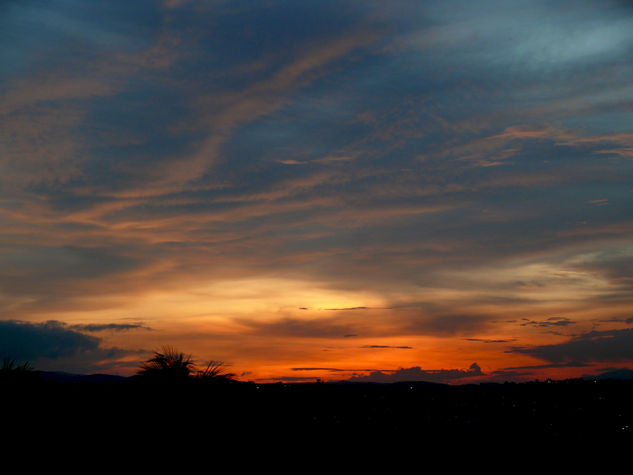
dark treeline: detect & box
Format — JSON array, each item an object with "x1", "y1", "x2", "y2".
[
  {"x1": 3, "y1": 349, "x2": 633, "y2": 442},
  {"x1": 3, "y1": 372, "x2": 633, "y2": 442}
]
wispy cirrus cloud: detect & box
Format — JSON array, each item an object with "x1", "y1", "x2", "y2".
[
  {"x1": 2, "y1": 0, "x2": 632, "y2": 379},
  {"x1": 518, "y1": 317, "x2": 576, "y2": 328},
  {"x1": 361, "y1": 345, "x2": 413, "y2": 349},
  {"x1": 465, "y1": 338, "x2": 517, "y2": 344},
  {"x1": 69, "y1": 322, "x2": 151, "y2": 332}
]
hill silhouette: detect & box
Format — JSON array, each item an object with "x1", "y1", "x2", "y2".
[{"x1": 3, "y1": 367, "x2": 633, "y2": 442}]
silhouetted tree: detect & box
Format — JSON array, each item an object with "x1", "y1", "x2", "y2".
[
  {"x1": 137, "y1": 346, "x2": 195, "y2": 379},
  {"x1": 195, "y1": 360, "x2": 235, "y2": 382}
]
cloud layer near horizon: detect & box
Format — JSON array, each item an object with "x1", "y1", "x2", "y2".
[
  {"x1": 0, "y1": 320, "x2": 136, "y2": 373},
  {"x1": 1, "y1": 0, "x2": 632, "y2": 379},
  {"x1": 344, "y1": 363, "x2": 483, "y2": 384}
]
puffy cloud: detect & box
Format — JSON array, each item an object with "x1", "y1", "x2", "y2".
[{"x1": 345, "y1": 363, "x2": 483, "y2": 384}]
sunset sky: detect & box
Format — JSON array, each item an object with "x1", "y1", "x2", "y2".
[{"x1": 2, "y1": 0, "x2": 632, "y2": 383}]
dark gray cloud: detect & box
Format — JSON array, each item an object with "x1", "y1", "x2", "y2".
[
  {"x1": 0, "y1": 320, "x2": 133, "y2": 372},
  {"x1": 0, "y1": 320, "x2": 100, "y2": 360},
  {"x1": 465, "y1": 338, "x2": 517, "y2": 344},
  {"x1": 510, "y1": 328, "x2": 633, "y2": 363},
  {"x1": 404, "y1": 314, "x2": 492, "y2": 336},
  {"x1": 0, "y1": 246, "x2": 143, "y2": 284},
  {"x1": 345, "y1": 363, "x2": 483, "y2": 384},
  {"x1": 290, "y1": 367, "x2": 384, "y2": 372},
  {"x1": 237, "y1": 317, "x2": 361, "y2": 339},
  {"x1": 485, "y1": 362, "x2": 593, "y2": 382},
  {"x1": 292, "y1": 367, "x2": 348, "y2": 372},
  {"x1": 486, "y1": 370, "x2": 533, "y2": 382},
  {"x1": 240, "y1": 311, "x2": 492, "y2": 340},
  {"x1": 0, "y1": 246, "x2": 148, "y2": 317},
  {"x1": 501, "y1": 362, "x2": 590, "y2": 371},
  {"x1": 258, "y1": 376, "x2": 324, "y2": 382},
  {"x1": 361, "y1": 345, "x2": 413, "y2": 349},
  {"x1": 518, "y1": 317, "x2": 576, "y2": 328},
  {"x1": 325, "y1": 306, "x2": 371, "y2": 311},
  {"x1": 69, "y1": 323, "x2": 151, "y2": 332}
]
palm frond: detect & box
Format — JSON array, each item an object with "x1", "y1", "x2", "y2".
[
  {"x1": 137, "y1": 346, "x2": 196, "y2": 378},
  {"x1": 195, "y1": 360, "x2": 235, "y2": 380}
]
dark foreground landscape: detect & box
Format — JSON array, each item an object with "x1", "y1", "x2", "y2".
[{"x1": 3, "y1": 373, "x2": 633, "y2": 443}]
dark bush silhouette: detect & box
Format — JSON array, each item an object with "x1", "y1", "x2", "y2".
[
  {"x1": 1, "y1": 358, "x2": 33, "y2": 373},
  {"x1": 0, "y1": 358, "x2": 38, "y2": 383},
  {"x1": 137, "y1": 346, "x2": 196, "y2": 379}
]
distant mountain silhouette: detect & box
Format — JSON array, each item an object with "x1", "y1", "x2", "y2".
[{"x1": 35, "y1": 371, "x2": 128, "y2": 383}]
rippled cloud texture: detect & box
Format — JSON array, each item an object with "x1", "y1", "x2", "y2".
[{"x1": 1, "y1": 0, "x2": 632, "y2": 380}]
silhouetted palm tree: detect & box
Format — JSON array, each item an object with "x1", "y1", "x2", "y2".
[
  {"x1": 138, "y1": 346, "x2": 195, "y2": 379},
  {"x1": 195, "y1": 360, "x2": 235, "y2": 382}
]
